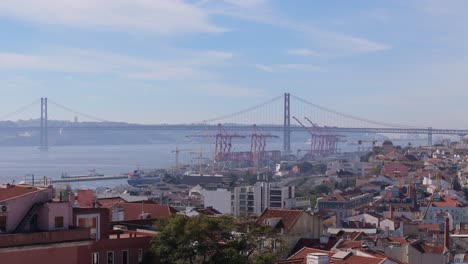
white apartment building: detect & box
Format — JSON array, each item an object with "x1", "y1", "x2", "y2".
[{"x1": 231, "y1": 182, "x2": 296, "y2": 216}]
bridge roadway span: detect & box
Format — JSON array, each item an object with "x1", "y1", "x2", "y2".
[{"x1": 1, "y1": 124, "x2": 468, "y2": 136}]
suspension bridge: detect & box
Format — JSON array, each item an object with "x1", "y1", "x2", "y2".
[{"x1": 1, "y1": 93, "x2": 467, "y2": 151}]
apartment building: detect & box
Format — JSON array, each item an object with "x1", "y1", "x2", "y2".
[
  {"x1": 231, "y1": 182, "x2": 296, "y2": 216},
  {"x1": 0, "y1": 184, "x2": 153, "y2": 264},
  {"x1": 316, "y1": 192, "x2": 373, "y2": 227}
]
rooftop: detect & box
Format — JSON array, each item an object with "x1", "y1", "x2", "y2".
[
  {"x1": 257, "y1": 208, "x2": 304, "y2": 231},
  {"x1": 278, "y1": 247, "x2": 386, "y2": 264},
  {"x1": 0, "y1": 184, "x2": 45, "y2": 202}
]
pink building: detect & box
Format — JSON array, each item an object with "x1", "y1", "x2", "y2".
[{"x1": 0, "y1": 185, "x2": 154, "y2": 264}]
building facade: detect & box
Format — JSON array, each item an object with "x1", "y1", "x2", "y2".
[{"x1": 232, "y1": 182, "x2": 296, "y2": 216}]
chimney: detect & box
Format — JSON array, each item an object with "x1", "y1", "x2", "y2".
[
  {"x1": 389, "y1": 205, "x2": 393, "y2": 219},
  {"x1": 412, "y1": 183, "x2": 417, "y2": 208},
  {"x1": 444, "y1": 217, "x2": 450, "y2": 250},
  {"x1": 307, "y1": 253, "x2": 329, "y2": 264}
]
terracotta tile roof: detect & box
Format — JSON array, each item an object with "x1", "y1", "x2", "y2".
[
  {"x1": 257, "y1": 208, "x2": 304, "y2": 231},
  {"x1": 76, "y1": 189, "x2": 94, "y2": 207},
  {"x1": 279, "y1": 247, "x2": 386, "y2": 264},
  {"x1": 117, "y1": 202, "x2": 178, "y2": 220},
  {"x1": 418, "y1": 224, "x2": 441, "y2": 232},
  {"x1": 355, "y1": 249, "x2": 406, "y2": 264},
  {"x1": 0, "y1": 185, "x2": 41, "y2": 202},
  {"x1": 412, "y1": 242, "x2": 445, "y2": 254},
  {"x1": 431, "y1": 198, "x2": 466, "y2": 208},
  {"x1": 386, "y1": 237, "x2": 409, "y2": 244},
  {"x1": 336, "y1": 240, "x2": 362, "y2": 249},
  {"x1": 196, "y1": 207, "x2": 222, "y2": 216},
  {"x1": 97, "y1": 197, "x2": 126, "y2": 208},
  {"x1": 286, "y1": 247, "x2": 332, "y2": 263},
  {"x1": 321, "y1": 194, "x2": 346, "y2": 202}
]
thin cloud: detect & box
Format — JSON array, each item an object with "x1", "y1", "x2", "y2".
[
  {"x1": 223, "y1": 0, "x2": 267, "y2": 9},
  {"x1": 206, "y1": 1, "x2": 391, "y2": 56},
  {"x1": 288, "y1": 49, "x2": 321, "y2": 57},
  {"x1": 254, "y1": 63, "x2": 320, "y2": 73},
  {"x1": 0, "y1": 0, "x2": 226, "y2": 34},
  {"x1": 0, "y1": 48, "x2": 233, "y2": 81},
  {"x1": 254, "y1": 64, "x2": 274, "y2": 72}
]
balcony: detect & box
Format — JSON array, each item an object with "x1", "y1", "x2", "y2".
[{"x1": 0, "y1": 227, "x2": 92, "y2": 248}]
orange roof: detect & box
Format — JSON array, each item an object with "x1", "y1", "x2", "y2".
[
  {"x1": 432, "y1": 198, "x2": 466, "y2": 208},
  {"x1": 386, "y1": 237, "x2": 409, "y2": 244},
  {"x1": 257, "y1": 208, "x2": 304, "y2": 231},
  {"x1": 412, "y1": 242, "x2": 445, "y2": 254},
  {"x1": 418, "y1": 224, "x2": 440, "y2": 232},
  {"x1": 280, "y1": 247, "x2": 385, "y2": 264},
  {"x1": 336, "y1": 240, "x2": 362, "y2": 249},
  {"x1": 117, "y1": 202, "x2": 178, "y2": 220},
  {"x1": 97, "y1": 197, "x2": 126, "y2": 208},
  {"x1": 197, "y1": 207, "x2": 222, "y2": 216},
  {"x1": 0, "y1": 185, "x2": 42, "y2": 202},
  {"x1": 321, "y1": 194, "x2": 346, "y2": 202}
]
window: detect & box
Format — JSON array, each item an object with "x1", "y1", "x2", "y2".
[
  {"x1": 270, "y1": 190, "x2": 282, "y2": 196},
  {"x1": 77, "y1": 214, "x2": 100, "y2": 240},
  {"x1": 107, "y1": 251, "x2": 114, "y2": 264},
  {"x1": 138, "y1": 249, "x2": 143, "y2": 264},
  {"x1": 270, "y1": 196, "x2": 282, "y2": 202},
  {"x1": 122, "y1": 250, "x2": 129, "y2": 264},
  {"x1": 55, "y1": 216, "x2": 64, "y2": 228},
  {"x1": 92, "y1": 252, "x2": 99, "y2": 264},
  {"x1": 0, "y1": 216, "x2": 6, "y2": 232},
  {"x1": 270, "y1": 202, "x2": 281, "y2": 207}
]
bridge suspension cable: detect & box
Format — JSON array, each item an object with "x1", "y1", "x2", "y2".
[
  {"x1": 0, "y1": 99, "x2": 39, "y2": 121},
  {"x1": 47, "y1": 99, "x2": 112, "y2": 123},
  {"x1": 196, "y1": 94, "x2": 283, "y2": 125},
  {"x1": 291, "y1": 94, "x2": 418, "y2": 129}
]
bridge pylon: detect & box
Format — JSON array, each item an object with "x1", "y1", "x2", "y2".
[
  {"x1": 427, "y1": 127, "x2": 432, "y2": 147},
  {"x1": 283, "y1": 92, "x2": 291, "y2": 153},
  {"x1": 40, "y1": 97, "x2": 48, "y2": 150}
]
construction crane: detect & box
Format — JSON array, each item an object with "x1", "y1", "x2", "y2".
[
  {"x1": 187, "y1": 124, "x2": 245, "y2": 162},
  {"x1": 293, "y1": 116, "x2": 344, "y2": 157},
  {"x1": 171, "y1": 147, "x2": 194, "y2": 174},
  {"x1": 250, "y1": 124, "x2": 278, "y2": 171},
  {"x1": 304, "y1": 117, "x2": 344, "y2": 155}
]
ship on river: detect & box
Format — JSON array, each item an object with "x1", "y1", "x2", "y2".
[
  {"x1": 60, "y1": 169, "x2": 105, "y2": 179},
  {"x1": 127, "y1": 169, "x2": 162, "y2": 187}
]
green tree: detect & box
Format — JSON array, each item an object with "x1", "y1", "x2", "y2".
[
  {"x1": 312, "y1": 184, "x2": 330, "y2": 195},
  {"x1": 244, "y1": 171, "x2": 258, "y2": 185},
  {"x1": 298, "y1": 162, "x2": 314, "y2": 174},
  {"x1": 150, "y1": 215, "x2": 282, "y2": 264},
  {"x1": 313, "y1": 164, "x2": 327, "y2": 174}
]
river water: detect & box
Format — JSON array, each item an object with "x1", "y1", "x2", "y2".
[
  {"x1": 0, "y1": 138, "x2": 418, "y2": 189},
  {"x1": 0, "y1": 142, "x2": 308, "y2": 189},
  {"x1": 0, "y1": 144, "x2": 180, "y2": 189}
]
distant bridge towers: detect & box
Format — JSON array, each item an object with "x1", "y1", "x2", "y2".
[
  {"x1": 40, "y1": 97, "x2": 48, "y2": 150},
  {"x1": 283, "y1": 93, "x2": 291, "y2": 153},
  {"x1": 428, "y1": 127, "x2": 432, "y2": 147}
]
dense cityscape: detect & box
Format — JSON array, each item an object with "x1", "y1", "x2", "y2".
[{"x1": 1, "y1": 1, "x2": 468, "y2": 264}]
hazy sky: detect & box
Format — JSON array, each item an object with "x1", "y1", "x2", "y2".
[{"x1": 0, "y1": 0, "x2": 467, "y2": 127}]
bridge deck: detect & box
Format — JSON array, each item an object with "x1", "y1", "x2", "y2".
[{"x1": 1, "y1": 125, "x2": 467, "y2": 135}]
